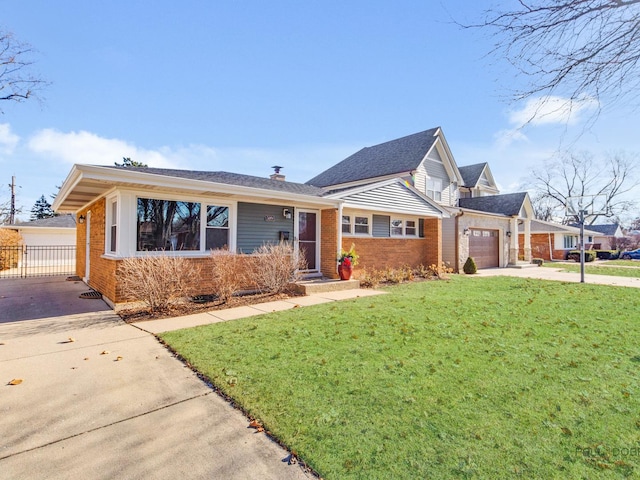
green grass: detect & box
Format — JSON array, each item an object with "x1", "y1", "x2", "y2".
[
  {"x1": 543, "y1": 261, "x2": 640, "y2": 278},
  {"x1": 161, "y1": 276, "x2": 640, "y2": 479}
]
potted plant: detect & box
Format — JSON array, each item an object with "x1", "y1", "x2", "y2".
[{"x1": 338, "y1": 244, "x2": 359, "y2": 280}]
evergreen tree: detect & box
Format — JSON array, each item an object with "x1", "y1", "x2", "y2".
[
  {"x1": 30, "y1": 194, "x2": 55, "y2": 220},
  {"x1": 115, "y1": 157, "x2": 147, "y2": 167}
]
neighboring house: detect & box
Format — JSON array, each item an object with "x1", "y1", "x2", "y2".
[
  {"x1": 52, "y1": 164, "x2": 447, "y2": 306},
  {"x1": 0, "y1": 215, "x2": 77, "y2": 271},
  {"x1": 576, "y1": 223, "x2": 624, "y2": 250},
  {"x1": 307, "y1": 127, "x2": 533, "y2": 271},
  {"x1": 517, "y1": 219, "x2": 601, "y2": 261}
]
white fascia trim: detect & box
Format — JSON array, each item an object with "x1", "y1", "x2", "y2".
[
  {"x1": 341, "y1": 202, "x2": 443, "y2": 218},
  {"x1": 52, "y1": 165, "x2": 83, "y2": 211},
  {"x1": 318, "y1": 172, "x2": 413, "y2": 193},
  {"x1": 423, "y1": 129, "x2": 464, "y2": 185},
  {"x1": 73, "y1": 164, "x2": 341, "y2": 208}
]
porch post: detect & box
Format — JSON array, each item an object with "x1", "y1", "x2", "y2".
[
  {"x1": 509, "y1": 217, "x2": 519, "y2": 265},
  {"x1": 523, "y1": 219, "x2": 532, "y2": 262}
]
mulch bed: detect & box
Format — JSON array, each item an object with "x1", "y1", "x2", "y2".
[{"x1": 117, "y1": 291, "x2": 301, "y2": 323}]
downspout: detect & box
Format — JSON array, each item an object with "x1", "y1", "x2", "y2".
[
  {"x1": 337, "y1": 201, "x2": 344, "y2": 275},
  {"x1": 548, "y1": 233, "x2": 554, "y2": 261},
  {"x1": 455, "y1": 210, "x2": 464, "y2": 272}
]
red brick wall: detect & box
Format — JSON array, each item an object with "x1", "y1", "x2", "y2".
[
  {"x1": 520, "y1": 233, "x2": 566, "y2": 261},
  {"x1": 321, "y1": 209, "x2": 339, "y2": 279},
  {"x1": 343, "y1": 218, "x2": 442, "y2": 275}
]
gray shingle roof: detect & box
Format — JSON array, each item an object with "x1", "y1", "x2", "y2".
[
  {"x1": 11, "y1": 214, "x2": 76, "y2": 228},
  {"x1": 306, "y1": 127, "x2": 440, "y2": 188},
  {"x1": 458, "y1": 163, "x2": 487, "y2": 188},
  {"x1": 103, "y1": 166, "x2": 326, "y2": 197},
  {"x1": 459, "y1": 192, "x2": 528, "y2": 216},
  {"x1": 572, "y1": 223, "x2": 620, "y2": 236}
]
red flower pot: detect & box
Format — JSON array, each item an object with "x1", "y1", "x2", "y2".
[{"x1": 338, "y1": 263, "x2": 352, "y2": 280}]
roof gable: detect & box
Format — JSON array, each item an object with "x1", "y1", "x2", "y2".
[
  {"x1": 5, "y1": 215, "x2": 77, "y2": 229},
  {"x1": 306, "y1": 127, "x2": 441, "y2": 188},
  {"x1": 576, "y1": 223, "x2": 622, "y2": 236}
]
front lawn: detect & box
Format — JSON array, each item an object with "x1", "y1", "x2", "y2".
[
  {"x1": 161, "y1": 276, "x2": 640, "y2": 479},
  {"x1": 542, "y1": 261, "x2": 640, "y2": 278}
]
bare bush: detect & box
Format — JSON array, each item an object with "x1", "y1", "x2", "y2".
[
  {"x1": 249, "y1": 242, "x2": 307, "y2": 294},
  {"x1": 0, "y1": 229, "x2": 22, "y2": 270},
  {"x1": 118, "y1": 254, "x2": 197, "y2": 313},
  {"x1": 210, "y1": 249, "x2": 248, "y2": 303}
]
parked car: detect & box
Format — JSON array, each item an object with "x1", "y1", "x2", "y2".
[{"x1": 621, "y1": 249, "x2": 640, "y2": 260}]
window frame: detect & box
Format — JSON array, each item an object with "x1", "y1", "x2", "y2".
[
  {"x1": 105, "y1": 194, "x2": 119, "y2": 255},
  {"x1": 426, "y1": 178, "x2": 443, "y2": 202},
  {"x1": 391, "y1": 216, "x2": 419, "y2": 237},
  {"x1": 563, "y1": 235, "x2": 576, "y2": 249},
  {"x1": 205, "y1": 204, "x2": 231, "y2": 250},
  {"x1": 341, "y1": 212, "x2": 372, "y2": 236}
]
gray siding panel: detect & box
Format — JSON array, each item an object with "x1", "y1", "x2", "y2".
[
  {"x1": 341, "y1": 182, "x2": 441, "y2": 216},
  {"x1": 373, "y1": 215, "x2": 390, "y2": 237},
  {"x1": 237, "y1": 202, "x2": 294, "y2": 253},
  {"x1": 442, "y1": 217, "x2": 456, "y2": 268}
]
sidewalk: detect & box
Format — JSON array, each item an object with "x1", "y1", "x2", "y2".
[
  {"x1": 132, "y1": 288, "x2": 386, "y2": 334},
  {"x1": 476, "y1": 266, "x2": 640, "y2": 288}
]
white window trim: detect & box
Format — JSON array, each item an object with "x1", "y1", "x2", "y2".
[
  {"x1": 341, "y1": 211, "x2": 372, "y2": 237},
  {"x1": 426, "y1": 178, "x2": 443, "y2": 202},
  {"x1": 390, "y1": 216, "x2": 419, "y2": 237},
  {"x1": 104, "y1": 193, "x2": 119, "y2": 256},
  {"x1": 112, "y1": 190, "x2": 238, "y2": 257}
]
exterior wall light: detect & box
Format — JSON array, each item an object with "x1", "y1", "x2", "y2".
[
  {"x1": 463, "y1": 228, "x2": 470, "y2": 236},
  {"x1": 506, "y1": 230, "x2": 512, "y2": 237},
  {"x1": 78, "y1": 215, "x2": 85, "y2": 224},
  {"x1": 282, "y1": 208, "x2": 292, "y2": 219}
]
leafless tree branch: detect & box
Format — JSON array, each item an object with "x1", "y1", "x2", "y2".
[{"x1": 0, "y1": 29, "x2": 48, "y2": 112}]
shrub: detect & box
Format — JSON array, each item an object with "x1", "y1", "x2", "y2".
[
  {"x1": 463, "y1": 257, "x2": 478, "y2": 274},
  {"x1": 210, "y1": 249, "x2": 248, "y2": 303},
  {"x1": 118, "y1": 254, "x2": 198, "y2": 313},
  {"x1": 567, "y1": 250, "x2": 596, "y2": 262},
  {"x1": 531, "y1": 258, "x2": 544, "y2": 266},
  {"x1": 249, "y1": 242, "x2": 307, "y2": 294},
  {"x1": 358, "y1": 267, "x2": 384, "y2": 288},
  {"x1": 595, "y1": 250, "x2": 619, "y2": 260},
  {"x1": 0, "y1": 229, "x2": 22, "y2": 271}
]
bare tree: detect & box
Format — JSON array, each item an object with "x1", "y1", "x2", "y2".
[
  {"x1": 466, "y1": 1, "x2": 640, "y2": 119},
  {"x1": 529, "y1": 151, "x2": 637, "y2": 224},
  {"x1": 1, "y1": 29, "x2": 47, "y2": 111}
]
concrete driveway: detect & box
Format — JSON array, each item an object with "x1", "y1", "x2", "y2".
[{"x1": 0, "y1": 277, "x2": 308, "y2": 479}]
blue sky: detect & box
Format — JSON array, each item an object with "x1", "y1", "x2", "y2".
[{"x1": 2, "y1": 1, "x2": 638, "y2": 221}]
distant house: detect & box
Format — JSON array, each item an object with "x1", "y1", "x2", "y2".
[
  {"x1": 579, "y1": 224, "x2": 624, "y2": 250},
  {"x1": 517, "y1": 219, "x2": 601, "y2": 261},
  {"x1": 307, "y1": 127, "x2": 534, "y2": 271},
  {"x1": 0, "y1": 215, "x2": 77, "y2": 246},
  {"x1": 0, "y1": 215, "x2": 77, "y2": 273}
]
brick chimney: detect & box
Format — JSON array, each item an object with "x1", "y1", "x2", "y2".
[{"x1": 270, "y1": 165, "x2": 285, "y2": 181}]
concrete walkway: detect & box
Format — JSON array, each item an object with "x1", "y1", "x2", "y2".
[
  {"x1": 476, "y1": 265, "x2": 640, "y2": 288},
  {"x1": 0, "y1": 277, "x2": 385, "y2": 480},
  {"x1": 133, "y1": 288, "x2": 385, "y2": 334}
]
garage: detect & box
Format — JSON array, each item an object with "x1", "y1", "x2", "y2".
[{"x1": 469, "y1": 229, "x2": 499, "y2": 268}]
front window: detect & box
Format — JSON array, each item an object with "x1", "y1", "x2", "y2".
[
  {"x1": 109, "y1": 198, "x2": 117, "y2": 253},
  {"x1": 426, "y1": 178, "x2": 442, "y2": 202},
  {"x1": 206, "y1": 205, "x2": 230, "y2": 250},
  {"x1": 137, "y1": 198, "x2": 201, "y2": 251},
  {"x1": 354, "y1": 216, "x2": 369, "y2": 235},
  {"x1": 563, "y1": 235, "x2": 576, "y2": 249},
  {"x1": 406, "y1": 220, "x2": 417, "y2": 236},
  {"x1": 391, "y1": 219, "x2": 403, "y2": 236},
  {"x1": 342, "y1": 215, "x2": 351, "y2": 234}
]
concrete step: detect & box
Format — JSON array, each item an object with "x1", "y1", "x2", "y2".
[
  {"x1": 291, "y1": 278, "x2": 360, "y2": 295},
  {"x1": 508, "y1": 262, "x2": 540, "y2": 269}
]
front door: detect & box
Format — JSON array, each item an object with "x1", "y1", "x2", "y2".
[{"x1": 296, "y1": 210, "x2": 318, "y2": 272}]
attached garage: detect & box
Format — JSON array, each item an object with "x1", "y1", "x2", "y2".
[{"x1": 469, "y1": 228, "x2": 499, "y2": 268}]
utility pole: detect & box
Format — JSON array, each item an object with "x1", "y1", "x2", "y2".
[{"x1": 9, "y1": 175, "x2": 16, "y2": 225}]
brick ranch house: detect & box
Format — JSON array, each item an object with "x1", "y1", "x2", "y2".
[
  {"x1": 52, "y1": 164, "x2": 447, "y2": 307},
  {"x1": 517, "y1": 219, "x2": 601, "y2": 261}
]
